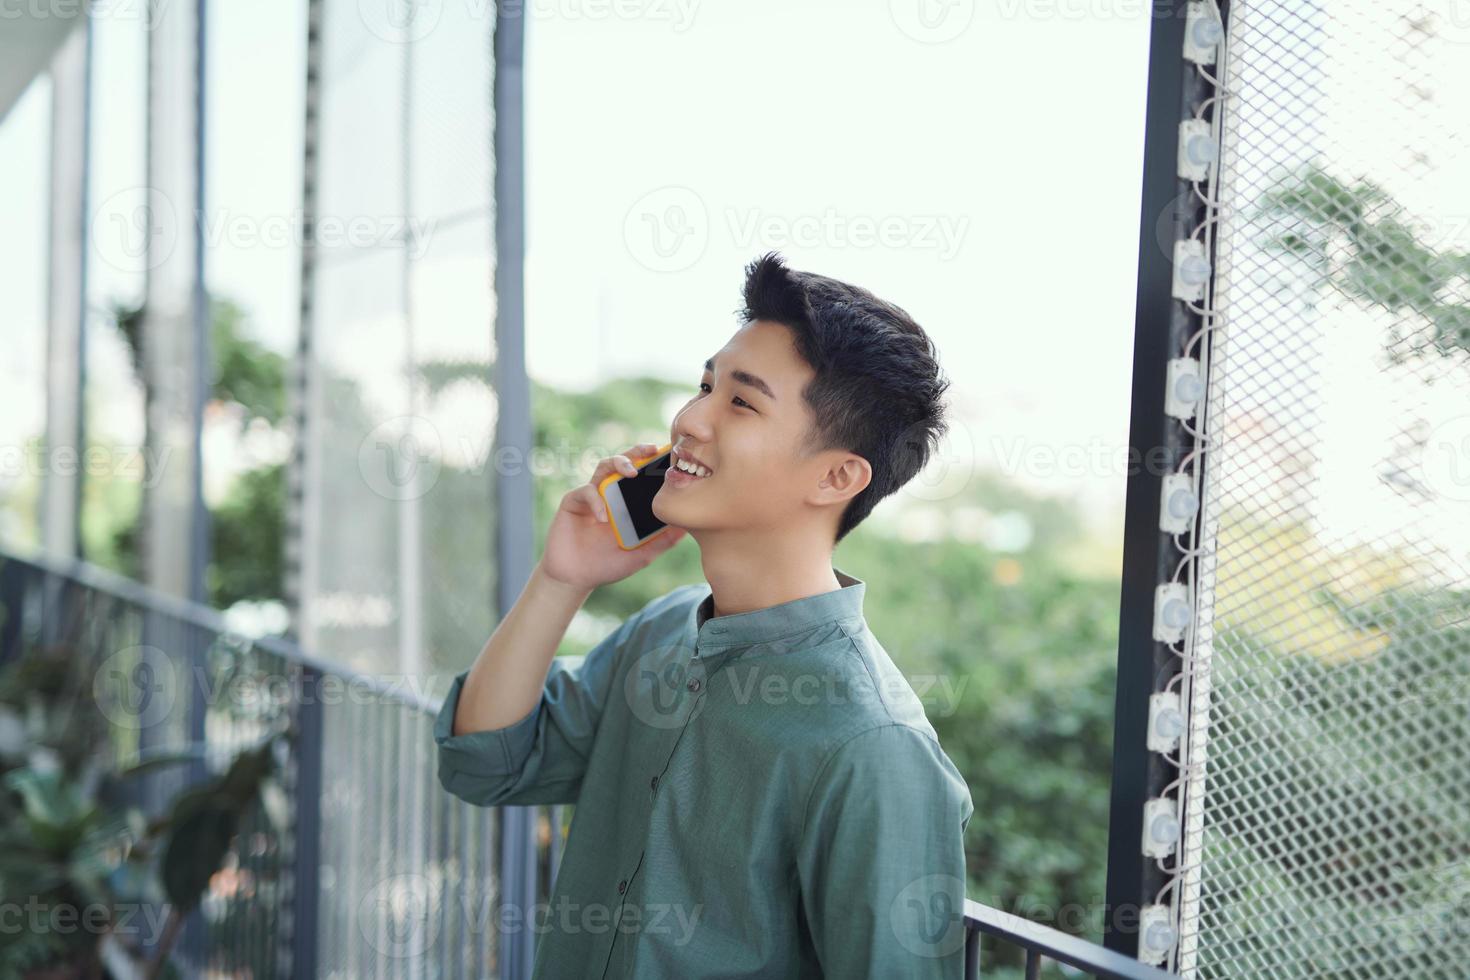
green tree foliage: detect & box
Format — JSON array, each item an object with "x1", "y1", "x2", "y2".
[
  {"x1": 207, "y1": 461, "x2": 285, "y2": 610},
  {"x1": 99, "y1": 297, "x2": 288, "y2": 609},
  {"x1": 209, "y1": 299, "x2": 288, "y2": 426},
  {"x1": 1259, "y1": 161, "x2": 1470, "y2": 361}
]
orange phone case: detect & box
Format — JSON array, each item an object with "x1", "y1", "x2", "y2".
[{"x1": 596, "y1": 442, "x2": 675, "y2": 550}]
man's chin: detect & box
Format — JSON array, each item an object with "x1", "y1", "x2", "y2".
[{"x1": 652, "y1": 494, "x2": 699, "y2": 532}]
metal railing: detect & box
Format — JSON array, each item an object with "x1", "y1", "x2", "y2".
[
  {"x1": 0, "y1": 548, "x2": 530, "y2": 977},
  {"x1": 963, "y1": 900, "x2": 1178, "y2": 979},
  {"x1": 0, "y1": 547, "x2": 1175, "y2": 979}
]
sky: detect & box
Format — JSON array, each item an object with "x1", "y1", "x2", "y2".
[
  {"x1": 519, "y1": 0, "x2": 1153, "y2": 527},
  {"x1": 7, "y1": 0, "x2": 1470, "y2": 584},
  {"x1": 2, "y1": 0, "x2": 1158, "y2": 541}
]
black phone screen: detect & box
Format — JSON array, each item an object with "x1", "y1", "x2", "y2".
[{"x1": 621, "y1": 451, "x2": 671, "y2": 540}]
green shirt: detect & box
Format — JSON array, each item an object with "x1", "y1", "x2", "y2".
[{"x1": 433, "y1": 567, "x2": 974, "y2": 979}]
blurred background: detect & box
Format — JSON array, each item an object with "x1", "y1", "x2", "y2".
[
  {"x1": 1, "y1": 0, "x2": 1145, "y2": 964},
  {"x1": 3, "y1": 0, "x2": 1469, "y2": 978}
]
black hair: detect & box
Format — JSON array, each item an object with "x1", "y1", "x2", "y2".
[{"x1": 737, "y1": 251, "x2": 952, "y2": 546}]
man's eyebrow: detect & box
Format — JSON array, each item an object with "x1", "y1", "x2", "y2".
[{"x1": 704, "y1": 355, "x2": 777, "y2": 402}]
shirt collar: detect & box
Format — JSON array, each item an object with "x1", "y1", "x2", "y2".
[{"x1": 689, "y1": 566, "x2": 866, "y2": 654}]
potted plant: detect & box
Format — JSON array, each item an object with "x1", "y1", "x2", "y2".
[{"x1": 0, "y1": 642, "x2": 289, "y2": 979}]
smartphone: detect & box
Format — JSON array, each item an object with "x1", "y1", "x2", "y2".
[{"x1": 597, "y1": 442, "x2": 675, "y2": 550}]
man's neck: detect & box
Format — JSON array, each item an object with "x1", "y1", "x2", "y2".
[{"x1": 699, "y1": 539, "x2": 843, "y2": 619}]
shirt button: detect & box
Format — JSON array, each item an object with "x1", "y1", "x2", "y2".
[
  {"x1": 650, "y1": 775, "x2": 659, "y2": 792},
  {"x1": 618, "y1": 879, "x2": 627, "y2": 894},
  {"x1": 686, "y1": 677, "x2": 701, "y2": 693}
]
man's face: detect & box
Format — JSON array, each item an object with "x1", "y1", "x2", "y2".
[{"x1": 653, "y1": 319, "x2": 841, "y2": 535}]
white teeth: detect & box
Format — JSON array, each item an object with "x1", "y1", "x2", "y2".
[{"x1": 675, "y1": 455, "x2": 711, "y2": 477}]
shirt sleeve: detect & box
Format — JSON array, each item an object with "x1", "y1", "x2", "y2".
[
  {"x1": 795, "y1": 723, "x2": 975, "y2": 979},
  {"x1": 432, "y1": 607, "x2": 641, "y2": 808}
]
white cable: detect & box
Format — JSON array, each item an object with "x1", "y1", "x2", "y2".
[{"x1": 1153, "y1": 3, "x2": 1235, "y2": 972}]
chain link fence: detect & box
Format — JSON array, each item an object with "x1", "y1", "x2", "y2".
[{"x1": 1170, "y1": 1, "x2": 1470, "y2": 975}]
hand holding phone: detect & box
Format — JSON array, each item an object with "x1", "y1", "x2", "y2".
[
  {"x1": 596, "y1": 443, "x2": 677, "y2": 551},
  {"x1": 538, "y1": 442, "x2": 687, "y2": 592}
]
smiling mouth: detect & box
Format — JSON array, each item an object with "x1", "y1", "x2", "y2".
[
  {"x1": 665, "y1": 464, "x2": 712, "y2": 485},
  {"x1": 670, "y1": 449, "x2": 715, "y2": 479}
]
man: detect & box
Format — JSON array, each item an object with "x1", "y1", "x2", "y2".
[{"x1": 434, "y1": 252, "x2": 974, "y2": 978}]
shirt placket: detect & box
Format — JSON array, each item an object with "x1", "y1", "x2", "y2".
[{"x1": 600, "y1": 636, "x2": 730, "y2": 980}]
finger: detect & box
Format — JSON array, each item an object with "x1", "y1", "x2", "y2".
[
  {"x1": 608, "y1": 454, "x2": 639, "y2": 478},
  {"x1": 627, "y1": 443, "x2": 663, "y2": 466},
  {"x1": 574, "y1": 485, "x2": 609, "y2": 522},
  {"x1": 590, "y1": 453, "x2": 639, "y2": 485},
  {"x1": 588, "y1": 455, "x2": 629, "y2": 484}
]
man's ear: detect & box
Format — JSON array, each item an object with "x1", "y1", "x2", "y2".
[{"x1": 818, "y1": 454, "x2": 871, "y2": 503}]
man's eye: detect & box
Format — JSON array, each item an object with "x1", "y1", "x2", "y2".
[{"x1": 698, "y1": 382, "x2": 753, "y2": 411}]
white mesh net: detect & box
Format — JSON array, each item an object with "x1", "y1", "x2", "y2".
[{"x1": 1172, "y1": 2, "x2": 1470, "y2": 976}]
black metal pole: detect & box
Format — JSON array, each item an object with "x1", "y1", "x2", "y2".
[
  {"x1": 0, "y1": 557, "x2": 21, "y2": 666},
  {"x1": 1103, "y1": 0, "x2": 1211, "y2": 958},
  {"x1": 288, "y1": 663, "x2": 325, "y2": 978},
  {"x1": 283, "y1": 0, "x2": 325, "y2": 971}
]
